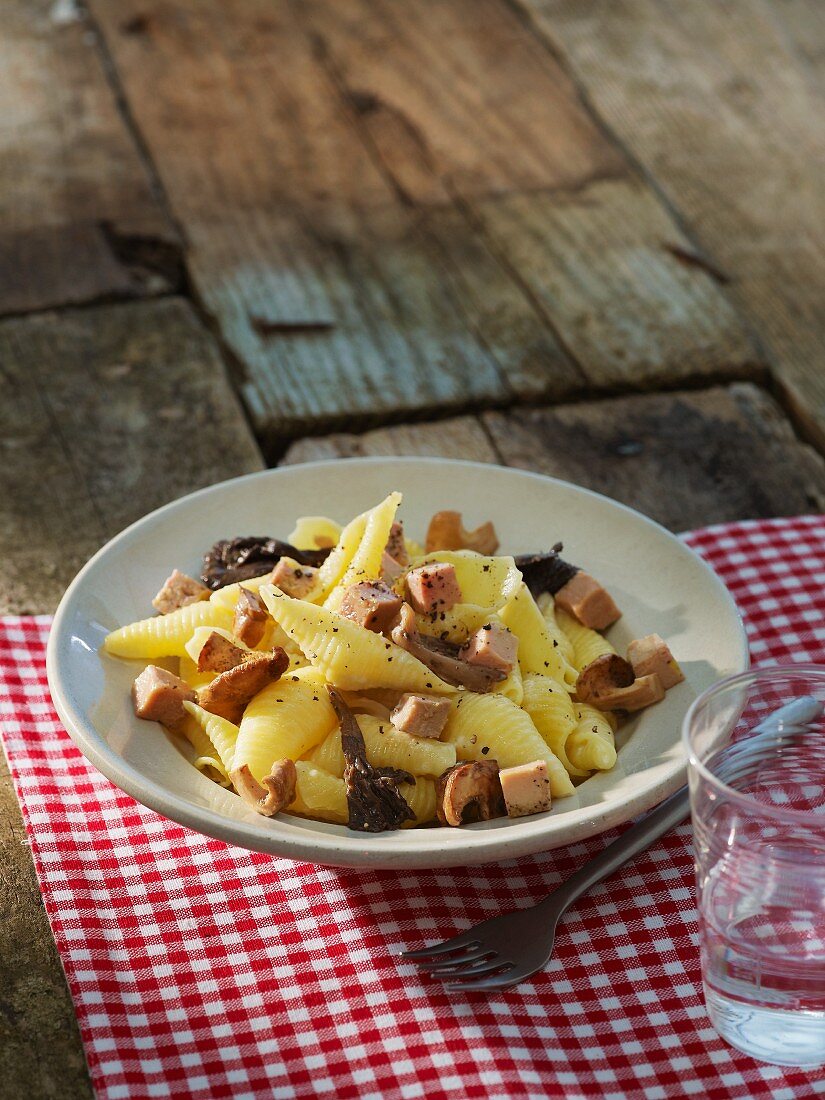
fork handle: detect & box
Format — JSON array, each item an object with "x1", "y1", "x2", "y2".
[{"x1": 538, "y1": 785, "x2": 690, "y2": 915}]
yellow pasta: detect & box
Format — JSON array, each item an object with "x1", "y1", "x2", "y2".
[
  {"x1": 288, "y1": 515, "x2": 342, "y2": 551},
  {"x1": 568, "y1": 703, "x2": 618, "y2": 772},
  {"x1": 443, "y1": 691, "x2": 574, "y2": 798},
  {"x1": 182, "y1": 700, "x2": 240, "y2": 774},
  {"x1": 491, "y1": 652, "x2": 524, "y2": 706},
  {"x1": 324, "y1": 492, "x2": 402, "y2": 610},
  {"x1": 521, "y1": 673, "x2": 584, "y2": 778},
  {"x1": 104, "y1": 602, "x2": 233, "y2": 659},
  {"x1": 536, "y1": 592, "x2": 575, "y2": 664},
  {"x1": 177, "y1": 714, "x2": 230, "y2": 784},
  {"x1": 402, "y1": 778, "x2": 437, "y2": 827},
  {"x1": 499, "y1": 583, "x2": 578, "y2": 688},
  {"x1": 412, "y1": 551, "x2": 521, "y2": 645},
  {"x1": 261, "y1": 586, "x2": 455, "y2": 694},
  {"x1": 233, "y1": 668, "x2": 337, "y2": 782},
  {"x1": 303, "y1": 714, "x2": 456, "y2": 778},
  {"x1": 178, "y1": 652, "x2": 215, "y2": 691},
  {"x1": 555, "y1": 608, "x2": 617, "y2": 672},
  {"x1": 209, "y1": 573, "x2": 273, "y2": 610},
  {"x1": 184, "y1": 625, "x2": 250, "y2": 665},
  {"x1": 289, "y1": 762, "x2": 348, "y2": 824}
]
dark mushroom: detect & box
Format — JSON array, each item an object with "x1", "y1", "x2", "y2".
[
  {"x1": 201, "y1": 536, "x2": 332, "y2": 590},
  {"x1": 514, "y1": 543, "x2": 580, "y2": 598},
  {"x1": 390, "y1": 605, "x2": 505, "y2": 693},
  {"x1": 436, "y1": 761, "x2": 506, "y2": 826},
  {"x1": 327, "y1": 687, "x2": 415, "y2": 833}
]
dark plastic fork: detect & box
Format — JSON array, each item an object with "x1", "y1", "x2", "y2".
[
  {"x1": 402, "y1": 784, "x2": 690, "y2": 992},
  {"x1": 402, "y1": 695, "x2": 823, "y2": 992}
]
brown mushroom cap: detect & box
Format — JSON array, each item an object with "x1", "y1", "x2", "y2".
[
  {"x1": 231, "y1": 759, "x2": 297, "y2": 817},
  {"x1": 436, "y1": 761, "x2": 506, "y2": 826},
  {"x1": 575, "y1": 654, "x2": 635, "y2": 704},
  {"x1": 425, "y1": 511, "x2": 499, "y2": 555}
]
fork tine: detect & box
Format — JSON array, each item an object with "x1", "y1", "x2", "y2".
[
  {"x1": 445, "y1": 966, "x2": 525, "y2": 993},
  {"x1": 401, "y1": 935, "x2": 481, "y2": 960},
  {"x1": 415, "y1": 949, "x2": 493, "y2": 974},
  {"x1": 427, "y1": 957, "x2": 509, "y2": 980}
]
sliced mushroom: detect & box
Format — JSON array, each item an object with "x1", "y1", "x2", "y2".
[
  {"x1": 576, "y1": 653, "x2": 664, "y2": 712},
  {"x1": 198, "y1": 648, "x2": 289, "y2": 724},
  {"x1": 390, "y1": 613, "x2": 505, "y2": 693},
  {"x1": 232, "y1": 759, "x2": 297, "y2": 817},
  {"x1": 233, "y1": 588, "x2": 270, "y2": 648},
  {"x1": 425, "y1": 510, "x2": 499, "y2": 555},
  {"x1": 436, "y1": 761, "x2": 506, "y2": 826}
]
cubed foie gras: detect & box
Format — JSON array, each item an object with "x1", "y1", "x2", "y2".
[
  {"x1": 554, "y1": 571, "x2": 621, "y2": 630},
  {"x1": 390, "y1": 693, "x2": 451, "y2": 739},
  {"x1": 459, "y1": 622, "x2": 518, "y2": 675},
  {"x1": 197, "y1": 630, "x2": 247, "y2": 673},
  {"x1": 627, "y1": 634, "x2": 684, "y2": 690},
  {"x1": 405, "y1": 562, "x2": 462, "y2": 614},
  {"x1": 339, "y1": 581, "x2": 403, "y2": 633},
  {"x1": 499, "y1": 760, "x2": 552, "y2": 818},
  {"x1": 132, "y1": 665, "x2": 195, "y2": 729},
  {"x1": 233, "y1": 587, "x2": 269, "y2": 648},
  {"x1": 269, "y1": 558, "x2": 318, "y2": 599},
  {"x1": 380, "y1": 551, "x2": 405, "y2": 586},
  {"x1": 151, "y1": 569, "x2": 210, "y2": 614}
]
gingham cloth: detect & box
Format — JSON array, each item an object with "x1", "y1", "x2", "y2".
[{"x1": 1, "y1": 516, "x2": 824, "y2": 1100}]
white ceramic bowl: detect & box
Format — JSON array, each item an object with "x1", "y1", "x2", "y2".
[{"x1": 47, "y1": 458, "x2": 748, "y2": 868}]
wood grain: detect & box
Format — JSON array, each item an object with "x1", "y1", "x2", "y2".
[
  {"x1": 0, "y1": 0, "x2": 177, "y2": 315},
  {"x1": 284, "y1": 414, "x2": 498, "y2": 465},
  {"x1": 284, "y1": 384, "x2": 825, "y2": 532},
  {"x1": 517, "y1": 0, "x2": 825, "y2": 444},
  {"x1": 0, "y1": 297, "x2": 262, "y2": 1100},
  {"x1": 88, "y1": 0, "x2": 757, "y2": 449},
  {"x1": 0, "y1": 298, "x2": 263, "y2": 615}
]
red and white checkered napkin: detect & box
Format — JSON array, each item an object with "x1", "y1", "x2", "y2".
[{"x1": 2, "y1": 516, "x2": 824, "y2": 1100}]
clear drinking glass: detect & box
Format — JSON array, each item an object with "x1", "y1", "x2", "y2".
[{"x1": 684, "y1": 666, "x2": 825, "y2": 1067}]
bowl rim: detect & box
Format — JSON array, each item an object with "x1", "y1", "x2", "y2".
[{"x1": 46, "y1": 456, "x2": 749, "y2": 867}]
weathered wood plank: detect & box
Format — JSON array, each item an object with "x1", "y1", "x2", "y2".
[
  {"x1": 516, "y1": 0, "x2": 825, "y2": 445},
  {"x1": 88, "y1": 0, "x2": 757, "y2": 448},
  {"x1": 470, "y1": 181, "x2": 757, "y2": 389},
  {"x1": 484, "y1": 384, "x2": 825, "y2": 531},
  {"x1": 284, "y1": 384, "x2": 825, "y2": 532},
  {"x1": 0, "y1": 1, "x2": 178, "y2": 315},
  {"x1": 0, "y1": 298, "x2": 263, "y2": 614},
  {"x1": 283, "y1": 415, "x2": 498, "y2": 465},
  {"x1": 0, "y1": 297, "x2": 263, "y2": 1100}
]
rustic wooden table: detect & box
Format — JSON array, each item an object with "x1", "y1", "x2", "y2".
[{"x1": 2, "y1": 1, "x2": 824, "y2": 1095}]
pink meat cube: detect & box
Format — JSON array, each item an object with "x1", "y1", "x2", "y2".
[
  {"x1": 132, "y1": 665, "x2": 195, "y2": 729},
  {"x1": 390, "y1": 694, "x2": 451, "y2": 739},
  {"x1": 555, "y1": 571, "x2": 621, "y2": 630},
  {"x1": 339, "y1": 581, "x2": 403, "y2": 633},
  {"x1": 627, "y1": 634, "x2": 684, "y2": 690},
  {"x1": 499, "y1": 760, "x2": 551, "y2": 818},
  {"x1": 152, "y1": 569, "x2": 209, "y2": 614},
  {"x1": 269, "y1": 558, "x2": 318, "y2": 599},
  {"x1": 459, "y1": 622, "x2": 518, "y2": 674},
  {"x1": 405, "y1": 562, "x2": 462, "y2": 614},
  {"x1": 380, "y1": 551, "x2": 405, "y2": 586}
]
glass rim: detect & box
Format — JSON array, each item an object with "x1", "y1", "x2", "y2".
[{"x1": 681, "y1": 662, "x2": 825, "y2": 825}]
